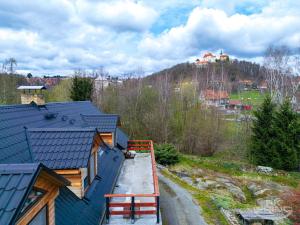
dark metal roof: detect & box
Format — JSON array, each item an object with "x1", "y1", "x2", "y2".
[
  {"x1": 55, "y1": 147, "x2": 125, "y2": 225},
  {"x1": 81, "y1": 114, "x2": 120, "y2": 132},
  {"x1": 27, "y1": 128, "x2": 97, "y2": 169},
  {"x1": 0, "y1": 101, "x2": 102, "y2": 164},
  {"x1": 116, "y1": 128, "x2": 129, "y2": 149},
  {"x1": 0, "y1": 163, "x2": 69, "y2": 225},
  {"x1": 0, "y1": 100, "x2": 127, "y2": 225}
]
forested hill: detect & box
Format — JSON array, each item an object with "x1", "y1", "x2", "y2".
[{"x1": 144, "y1": 59, "x2": 264, "y2": 86}]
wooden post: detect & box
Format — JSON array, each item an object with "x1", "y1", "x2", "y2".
[
  {"x1": 106, "y1": 197, "x2": 110, "y2": 223},
  {"x1": 156, "y1": 196, "x2": 160, "y2": 224},
  {"x1": 131, "y1": 196, "x2": 135, "y2": 224}
]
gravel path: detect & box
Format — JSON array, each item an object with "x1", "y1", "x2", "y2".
[{"x1": 158, "y1": 171, "x2": 208, "y2": 225}]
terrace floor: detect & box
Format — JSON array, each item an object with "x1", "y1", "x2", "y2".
[{"x1": 106, "y1": 153, "x2": 161, "y2": 225}]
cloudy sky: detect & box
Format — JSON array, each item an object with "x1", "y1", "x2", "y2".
[{"x1": 0, "y1": 0, "x2": 300, "y2": 76}]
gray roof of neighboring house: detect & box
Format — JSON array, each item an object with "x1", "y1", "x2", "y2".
[
  {"x1": 116, "y1": 128, "x2": 129, "y2": 149},
  {"x1": 0, "y1": 101, "x2": 102, "y2": 164},
  {"x1": 81, "y1": 114, "x2": 120, "y2": 132},
  {"x1": 17, "y1": 86, "x2": 47, "y2": 90},
  {"x1": 27, "y1": 128, "x2": 97, "y2": 169},
  {"x1": 0, "y1": 163, "x2": 69, "y2": 225}
]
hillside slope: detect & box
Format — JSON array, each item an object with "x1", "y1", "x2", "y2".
[{"x1": 144, "y1": 60, "x2": 264, "y2": 92}]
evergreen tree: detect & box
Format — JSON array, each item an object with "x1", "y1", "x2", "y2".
[
  {"x1": 272, "y1": 99, "x2": 300, "y2": 170},
  {"x1": 250, "y1": 95, "x2": 277, "y2": 166},
  {"x1": 70, "y1": 76, "x2": 93, "y2": 101}
]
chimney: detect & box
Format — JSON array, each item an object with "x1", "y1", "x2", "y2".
[{"x1": 17, "y1": 86, "x2": 47, "y2": 105}]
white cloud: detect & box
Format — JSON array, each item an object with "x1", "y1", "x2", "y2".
[
  {"x1": 0, "y1": 0, "x2": 299, "y2": 76},
  {"x1": 139, "y1": 5, "x2": 300, "y2": 61},
  {"x1": 76, "y1": 0, "x2": 158, "y2": 32},
  {"x1": 200, "y1": 0, "x2": 269, "y2": 15}
]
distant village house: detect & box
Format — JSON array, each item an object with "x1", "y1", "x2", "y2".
[{"x1": 200, "y1": 89, "x2": 230, "y2": 106}]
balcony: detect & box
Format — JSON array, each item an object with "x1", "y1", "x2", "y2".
[{"x1": 104, "y1": 140, "x2": 160, "y2": 224}]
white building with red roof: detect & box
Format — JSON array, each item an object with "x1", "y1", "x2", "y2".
[{"x1": 195, "y1": 51, "x2": 229, "y2": 67}]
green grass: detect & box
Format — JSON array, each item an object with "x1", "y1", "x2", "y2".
[
  {"x1": 176, "y1": 155, "x2": 300, "y2": 188},
  {"x1": 160, "y1": 153, "x2": 300, "y2": 224},
  {"x1": 161, "y1": 154, "x2": 300, "y2": 224},
  {"x1": 230, "y1": 90, "x2": 265, "y2": 108},
  {"x1": 160, "y1": 169, "x2": 230, "y2": 225}
]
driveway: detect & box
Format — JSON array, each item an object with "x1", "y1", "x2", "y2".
[{"x1": 158, "y1": 171, "x2": 208, "y2": 225}]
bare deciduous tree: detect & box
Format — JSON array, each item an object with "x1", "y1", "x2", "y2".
[{"x1": 263, "y1": 45, "x2": 299, "y2": 104}]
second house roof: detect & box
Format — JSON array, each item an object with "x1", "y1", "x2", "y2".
[
  {"x1": 26, "y1": 128, "x2": 98, "y2": 169},
  {"x1": 81, "y1": 114, "x2": 120, "y2": 132}
]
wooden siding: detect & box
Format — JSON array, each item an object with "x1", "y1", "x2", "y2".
[
  {"x1": 54, "y1": 169, "x2": 87, "y2": 198},
  {"x1": 16, "y1": 171, "x2": 60, "y2": 225},
  {"x1": 100, "y1": 133, "x2": 114, "y2": 146}
]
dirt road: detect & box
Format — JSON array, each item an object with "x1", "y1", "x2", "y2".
[{"x1": 158, "y1": 172, "x2": 208, "y2": 225}]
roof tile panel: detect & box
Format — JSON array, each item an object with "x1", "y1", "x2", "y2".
[
  {"x1": 81, "y1": 114, "x2": 120, "y2": 132},
  {"x1": 0, "y1": 101, "x2": 102, "y2": 164},
  {"x1": 0, "y1": 164, "x2": 39, "y2": 225},
  {"x1": 27, "y1": 128, "x2": 96, "y2": 169}
]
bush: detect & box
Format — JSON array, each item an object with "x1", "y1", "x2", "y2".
[
  {"x1": 70, "y1": 76, "x2": 93, "y2": 101},
  {"x1": 154, "y1": 143, "x2": 179, "y2": 165},
  {"x1": 281, "y1": 190, "x2": 300, "y2": 223}
]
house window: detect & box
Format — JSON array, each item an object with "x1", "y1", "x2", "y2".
[
  {"x1": 27, "y1": 205, "x2": 48, "y2": 225},
  {"x1": 20, "y1": 188, "x2": 46, "y2": 215},
  {"x1": 89, "y1": 152, "x2": 96, "y2": 183}
]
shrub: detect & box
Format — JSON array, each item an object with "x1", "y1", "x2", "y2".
[
  {"x1": 70, "y1": 76, "x2": 93, "y2": 101},
  {"x1": 154, "y1": 143, "x2": 179, "y2": 165},
  {"x1": 281, "y1": 190, "x2": 300, "y2": 223}
]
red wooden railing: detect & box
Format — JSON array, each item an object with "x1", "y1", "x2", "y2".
[{"x1": 104, "y1": 140, "x2": 160, "y2": 224}]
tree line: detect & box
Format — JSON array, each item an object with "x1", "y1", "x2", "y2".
[
  {"x1": 92, "y1": 75, "x2": 242, "y2": 157},
  {"x1": 250, "y1": 96, "x2": 300, "y2": 171}
]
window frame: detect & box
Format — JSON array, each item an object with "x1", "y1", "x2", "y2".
[
  {"x1": 26, "y1": 204, "x2": 49, "y2": 225},
  {"x1": 88, "y1": 151, "x2": 97, "y2": 183},
  {"x1": 84, "y1": 149, "x2": 98, "y2": 192},
  {"x1": 19, "y1": 187, "x2": 47, "y2": 219}
]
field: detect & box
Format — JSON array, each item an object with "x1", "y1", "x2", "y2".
[{"x1": 230, "y1": 90, "x2": 266, "y2": 108}]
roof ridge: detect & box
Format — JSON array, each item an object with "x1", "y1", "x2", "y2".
[
  {"x1": 24, "y1": 127, "x2": 34, "y2": 162},
  {"x1": 0, "y1": 104, "x2": 33, "y2": 109},
  {"x1": 81, "y1": 114, "x2": 119, "y2": 117},
  {"x1": 0, "y1": 163, "x2": 40, "y2": 174},
  {"x1": 46, "y1": 100, "x2": 92, "y2": 105},
  {"x1": 27, "y1": 128, "x2": 97, "y2": 132}
]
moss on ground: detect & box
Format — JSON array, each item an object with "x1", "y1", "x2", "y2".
[
  {"x1": 160, "y1": 169, "x2": 230, "y2": 225},
  {"x1": 176, "y1": 155, "x2": 300, "y2": 188},
  {"x1": 161, "y1": 154, "x2": 300, "y2": 224}
]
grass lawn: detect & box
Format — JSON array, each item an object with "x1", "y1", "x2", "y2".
[{"x1": 230, "y1": 90, "x2": 266, "y2": 108}]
